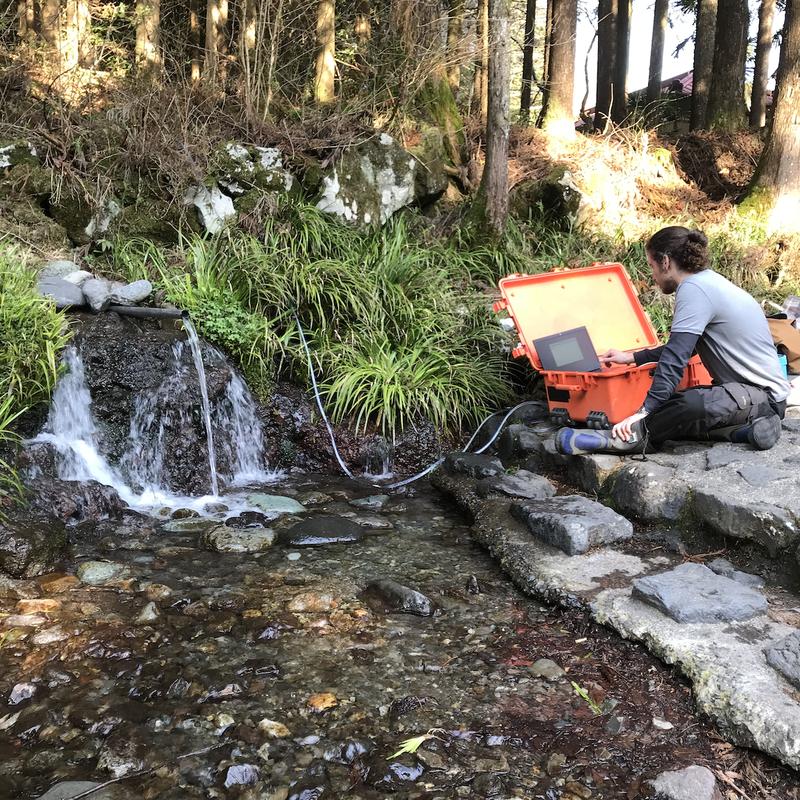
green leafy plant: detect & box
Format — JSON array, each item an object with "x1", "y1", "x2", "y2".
[
  {"x1": 571, "y1": 681, "x2": 603, "y2": 715},
  {"x1": 389, "y1": 728, "x2": 446, "y2": 759}
]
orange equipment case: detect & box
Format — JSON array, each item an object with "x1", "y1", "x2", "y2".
[{"x1": 493, "y1": 262, "x2": 713, "y2": 428}]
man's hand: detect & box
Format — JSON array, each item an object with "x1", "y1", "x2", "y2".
[
  {"x1": 599, "y1": 349, "x2": 635, "y2": 367},
  {"x1": 612, "y1": 409, "x2": 648, "y2": 442}
]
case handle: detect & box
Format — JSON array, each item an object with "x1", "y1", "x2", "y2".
[{"x1": 551, "y1": 382, "x2": 583, "y2": 392}]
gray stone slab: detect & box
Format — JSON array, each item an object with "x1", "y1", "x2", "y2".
[
  {"x1": 632, "y1": 562, "x2": 768, "y2": 623},
  {"x1": 691, "y1": 488, "x2": 799, "y2": 556},
  {"x1": 476, "y1": 470, "x2": 555, "y2": 500},
  {"x1": 609, "y1": 462, "x2": 688, "y2": 522},
  {"x1": 707, "y1": 558, "x2": 765, "y2": 588},
  {"x1": 444, "y1": 452, "x2": 504, "y2": 479},
  {"x1": 651, "y1": 765, "x2": 722, "y2": 800},
  {"x1": 510, "y1": 495, "x2": 633, "y2": 556},
  {"x1": 706, "y1": 446, "x2": 748, "y2": 470},
  {"x1": 37, "y1": 277, "x2": 85, "y2": 309},
  {"x1": 765, "y1": 631, "x2": 800, "y2": 689},
  {"x1": 737, "y1": 464, "x2": 786, "y2": 488}
]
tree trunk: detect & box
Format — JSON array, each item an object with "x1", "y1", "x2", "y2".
[
  {"x1": 76, "y1": 0, "x2": 89, "y2": 64},
  {"x1": 476, "y1": 0, "x2": 510, "y2": 237},
  {"x1": 240, "y1": 0, "x2": 256, "y2": 54},
  {"x1": 62, "y1": 0, "x2": 79, "y2": 69},
  {"x1": 314, "y1": 0, "x2": 336, "y2": 104},
  {"x1": 190, "y1": 0, "x2": 202, "y2": 83},
  {"x1": 205, "y1": 0, "x2": 229, "y2": 81},
  {"x1": 40, "y1": 0, "x2": 58, "y2": 49},
  {"x1": 519, "y1": 0, "x2": 536, "y2": 124},
  {"x1": 690, "y1": 0, "x2": 717, "y2": 129},
  {"x1": 594, "y1": 0, "x2": 617, "y2": 130},
  {"x1": 706, "y1": 0, "x2": 748, "y2": 131},
  {"x1": 135, "y1": 0, "x2": 161, "y2": 71},
  {"x1": 646, "y1": 0, "x2": 668, "y2": 104},
  {"x1": 541, "y1": 0, "x2": 553, "y2": 102},
  {"x1": 446, "y1": 0, "x2": 464, "y2": 93},
  {"x1": 610, "y1": 0, "x2": 629, "y2": 123},
  {"x1": 746, "y1": 0, "x2": 800, "y2": 232},
  {"x1": 750, "y1": 0, "x2": 776, "y2": 128},
  {"x1": 540, "y1": 0, "x2": 577, "y2": 136},
  {"x1": 18, "y1": 0, "x2": 27, "y2": 37},
  {"x1": 472, "y1": 0, "x2": 489, "y2": 121}
]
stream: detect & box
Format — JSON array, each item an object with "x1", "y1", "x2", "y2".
[{"x1": 0, "y1": 473, "x2": 770, "y2": 800}]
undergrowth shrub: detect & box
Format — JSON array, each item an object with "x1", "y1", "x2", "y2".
[
  {"x1": 0, "y1": 246, "x2": 71, "y2": 505},
  {"x1": 111, "y1": 205, "x2": 510, "y2": 438}
]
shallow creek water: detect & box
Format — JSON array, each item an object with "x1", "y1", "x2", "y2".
[{"x1": 1, "y1": 476, "x2": 798, "y2": 800}]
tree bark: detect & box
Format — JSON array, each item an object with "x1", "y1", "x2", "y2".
[
  {"x1": 746, "y1": 0, "x2": 800, "y2": 232},
  {"x1": 750, "y1": 0, "x2": 776, "y2": 128},
  {"x1": 190, "y1": 0, "x2": 202, "y2": 83},
  {"x1": 477, "y1": 0, "x2": 510, "y2": 236},
  {"x1": 646, "y1": 0, "x2": 668, "y2": 104},
  {"x1": 76, "y1": 0, "x2": 89, "y2": 65},
  {"x1": 205, "y1": 0, "x2": 229, "y2": 81},
  {"x1": 446, "y1": 0, "x2": 464, "y2": 93},
  {"x1": 17, "y1": 0, "x2": 27, "y2": 37},
  {"x1": 540, "y1": 0, "x2": 577, "y2": 136},
  {"x1": 355, "y1": 0, "x2": 371, "y2": 50},
  {"x1": 690, "y1": 0, "x2": 717, "y2": 129},
  {"x1": 314, "y1": 0, "x2": 336, "y2": 104},
  {"x1": 472, "y1": 0, "x2": 489, "y2": 121},
  {"x1": 62, "y1": 0, "x2": 79, "y2": 70},
  {"x1": 519, "y1": 0, "x2": 536, "y2": 123},
  {"x1": 40, "y1": 0, "x2": 58, "y2": 49},
  {"x1": 611, "y1": 0, "x2": 629, "y2": 123},
  {"x1": 706, "y1": 0, "x2": 748, "y2": 131},
  {"x1": 136, "y1": 0, "x2": 161, "y2": 71},
  {"x1": 594, "y1": 0, "x2": 617, "y2": 130}
]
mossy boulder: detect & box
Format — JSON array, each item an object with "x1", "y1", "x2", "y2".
[
  {"x1": 407, "y1": 126, "x2": 450, "y2": 207},
  {"x1": 108, "y1": 198, "x2": 193, "y2": 243},
  {"x1": 50, "y1": 193, "x2": 121, "y2": 245},
  {"x1": 0, "y1": 198, "x2": 71, "y2": 252},
  {"x1": 0, "y1": 161, "x2": 52, "y2": 201},
  {"x1": 510, "y1": 165, "x2": 584, "y2": 229},
  {"x1": 0, "y1": 141, "x2": 39, "y2": 169},
  {"x1": 316, "y1": 134, "x2": 418, "y2": 227},
  {"x1": 211, "y1": 143, "x2": 299, "y2": 198}
]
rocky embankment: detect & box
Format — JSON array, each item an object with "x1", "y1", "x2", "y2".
[{"x1": 432, "y1": 412, "x2": 800, "y2": 772}]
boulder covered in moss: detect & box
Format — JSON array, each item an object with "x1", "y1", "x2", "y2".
[
  {"x1": 50, "y1": 193, "x2": 121, "y2": 245},
  {"x1": 0, "y1": 198, "x2": 71, "y2": 253},
  {"x1": 510, "y1": 165, "x2": 584, "y2": 228},
  {"x1": 316, "y1": 134, "x2": 418, "y2": 227},
  {"x1": 407, "y1": 125, "x2": 450, "y2": 207},
  {"x1": 108, "y1": 198, "x2": 191, "y2": 243},
  {"x1": 212, "y1": 143, "x2": 299, "y2": 198},
  {"x1": 0, "y1": 141, "x2": 38, "y2": 169}
]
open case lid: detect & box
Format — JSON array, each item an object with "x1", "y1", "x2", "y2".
[{"x1": 494, "y1": 262, "x2": 659, "y2": 368}]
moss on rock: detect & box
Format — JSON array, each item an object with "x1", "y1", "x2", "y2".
[
  {"x1": 510, "y1": 165, "x2": 583, "y2": 228},
  {"x1": 0, "y1": 198, "x2": 71, "y2": 253}
]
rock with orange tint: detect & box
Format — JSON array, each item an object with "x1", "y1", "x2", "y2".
[
  {"x1": 306, "y1": 692, "x2": 338, "y2": 713},
  {"x1": 15, "y1": 598, "x2": 61, "y2": 615},
  {"x1": 35, "y1": 574, "x2": 80, "y2": 594}
]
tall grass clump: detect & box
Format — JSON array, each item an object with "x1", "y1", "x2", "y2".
[
  {"x1": 112, "y1": 205, "x2": 510, "y2": 438},
  {"x1": 0, "y1": 246, "x2": 71, "y2": 504}
]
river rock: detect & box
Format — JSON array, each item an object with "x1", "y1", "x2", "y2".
[
  {"x1": 278, "y1": 516, "x2": 365, "y2": 546},
  {"x1": 316, "y1": 134, "x2": 418, "y2": 227},
  {"x1": 361, "y1": 579, "x2": 435, "y2": 616},
  {"x1": 224, "y1": 764, "x2": 261, "y2": 788},
  {"x1": 632, "y1": 563, "x2": 768, "y2": 623},
  {"x1": 162, "y1": 518, "x2": 215, "y2": 533},
  {"x1": 349, "y1": 495, "x2": 389, "y2": 511},
  {"x1": 135, "y1": 602, "x2": 160, "y2": 623},
  {"x1": 510, "y1": 495, "x2": 633, "y2": 556},
  {"x1": 36, "y1": 781, "x2": 131, "y2": 800},
  {"x1": 444, "y1": 452, "x2": 504, "y2": 479},
  {"x1": 258, "y1": 718, "x2": 291, "y2": 738},
  {"x1": 40, "y1": 259, "x2": 80, "y2": 278},
  {"x1": 765, "y1": 631, "x2": 800, "y2": 689},
  {"x1": 0, "y1": 517, "x2": 67, "y2": 578},
  {"x1": 37, "y1": 277, "x2": 85, "y2": 309},
  {"x1": 76, "y1": 561, "x2": 128, "y2": 585},
  {"x1": 110, "y1": 279, "x2": 153, "y2": 305},
  {"x1": 651, "y1": 765, "x2": 722, "y2": 800},
  {"x1": 706, "y1": 558, "x2": 765, "y2": 588},
  {"x1": 225, "y1": 511, "x2": 270, "y2": 528},
  {"x1": 63, "y1": 270, "x2": 94, "y2": 286},
  {"x1": 202, "y1": 525, "x2": 277, "y2": 553},
  {"x1": 9, "y1": 682, "x2": 36, "y2": 705},
  {"x1": 476, "y1": 470, "x2": 556, "y2": 500},
  {"x1": 82, "y1": 277, "x2": 115, "y2": 313},
  {"x1": 247, "y1": 494, "x2": 305, "y2": 515},
  {"x1": 288, "y1": 762, "x2": 332, "y2": 800},
  {"x1": 529, "y1": 658, "x2": 565, "y2": 681}
]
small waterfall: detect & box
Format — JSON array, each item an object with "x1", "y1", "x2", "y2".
[
  {"x1": 215, "y1": 370, "x2": 271, "y2": 484},
  {"x1": 363, "y1": 436, "x2": 393, "y2": 479},
  {"x1": 182, "y1": 318, "x2": 219, "y2": 496}
]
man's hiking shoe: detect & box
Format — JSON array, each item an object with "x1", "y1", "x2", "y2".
[
  {"x1": 743, "y1": 415, "x2": 782, "y2": 450},
  {"x1": 555, "y1": 426, "x2": 645, "y2": 456}
]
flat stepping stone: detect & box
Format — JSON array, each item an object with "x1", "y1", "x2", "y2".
[
  {"x1": 765, "y1": 631, "x2": 800, "y2": 689},
  {"x1": 278, "y1": 516, "x2": 365, "y2": 546},
  {"x1": 707, "y1": 557, "x2": 765, "y2": 588},
  {"x1": 247, "y1": 494, "x2": 305, "y2": 514},
  {"x1": 632, "y1": 562, "x2": 768, "y2": 623},
  {"x1": 706, "y1": 446, "x2": 746, "y2": 470},
  {"x1": 361, "y1": 579, "x2": 435, "y2": 616},
  {"x1": 737, "y1": 464, "x2": 786, "y2": 488},
  {"x1": 444, "y1": 452, "x2": 504, "y2": 479},
  {"x1": 609, "y1": 462, "x2": 687, "y2": 522},
  {"x1": 349, "y1": 495, "x2": 389, "y2": 511},
  {"x1": 510, "y1": 495, "x2": 633, "y2": 556},
  {"x1": 201, "y1": 525, "x2": 276, "y2": 553},
  {"x1": 476, "y1": 470, "x2": 556, "y2": 500}
]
